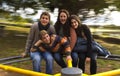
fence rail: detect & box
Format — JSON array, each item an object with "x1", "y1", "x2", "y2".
[{"x1": 0, "y1": 54, "x2": 120, "y2": 65}]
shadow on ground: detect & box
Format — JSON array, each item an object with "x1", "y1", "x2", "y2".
[{"x1": 93, "y1": 35, "x2": 120, "y2": 44}]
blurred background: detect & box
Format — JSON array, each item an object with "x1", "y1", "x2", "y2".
[{"x1": 0, "y1": 0, "x2": 120, "y2": 76}]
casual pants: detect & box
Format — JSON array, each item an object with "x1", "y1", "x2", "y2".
[
  {"x1": 30, "y1": 51, "x2": 53, "y2": 74},
  {"x1": 52, "y1": 52, "x2": 67, "y2": 68},
  {"x1": 71, "y1": 52, "x2": 97, "y2": 74}
]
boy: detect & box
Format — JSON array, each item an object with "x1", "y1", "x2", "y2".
[
  {"x1": 31, "y1": 30, "x2": 72, "y2": 68},
  {"x1": 22, "y1": 12, "x2": 55, "y2": 74}
]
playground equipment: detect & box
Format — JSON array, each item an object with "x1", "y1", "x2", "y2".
[
  {"x1": 0, "y1": 55, "x2": 120, "y2": 76},
  {"x1": 0, "y1": 54, "x2": 120, "y2": 65}
]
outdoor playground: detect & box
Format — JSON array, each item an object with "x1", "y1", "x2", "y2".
[{"x1": 0, "y1": 22, "x2": 120, "y2": 76}]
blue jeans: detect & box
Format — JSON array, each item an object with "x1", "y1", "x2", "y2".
[
  {"x1": 30, "y1": 51, "x2": 53, "y2": 74},
  {"x1": 71, "y1": 52, "x2": 97, "y2": 74},
  {"x1": 71, "y1": 52, "x2": 78, "y2": 67},
  {"x1": 52, "y1": 52, "x2": 67, "y2": 68}
]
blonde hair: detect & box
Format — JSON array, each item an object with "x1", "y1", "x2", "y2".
[{"x1": 39, "y1": 30, "x2": 48, "y2": 39}]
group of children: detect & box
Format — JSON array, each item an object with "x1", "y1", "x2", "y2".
[{"x1": 21, "y1": 9, "x2": 110, "y2": 75}]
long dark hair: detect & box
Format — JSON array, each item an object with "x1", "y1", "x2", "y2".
[
  {"x1": 69, "y1": 15, "x2": 84, "y2": 37},
  {"x1": 54, "y1": 9, "x2": 70, "y2": 37},
  {"x1": 70, "y1": 15, "x2": 93, "y2": 41}
]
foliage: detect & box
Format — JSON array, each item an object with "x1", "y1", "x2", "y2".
[
  {"x1": 0, "y1": 15, "x2": 33, "y2": 24},
  {"x1": 8, "y1": 15, "x2": 33, "y2": 23},
  {"x1": 0, "y1": 0, "x2": 42, "y2": 13},
  {"x1": 0, "y1": 0, "x2": 120, "y2": 19},
  {"x1": 105, "y1": 0, "x2": 120, "y2": 11}
]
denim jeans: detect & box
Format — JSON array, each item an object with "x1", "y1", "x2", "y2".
[
  {"x1": 52, "y1": 52, "x2": 67, "y2": 68},
  {"x1": 30, "y1": 51, "x2": 53, "y2": 74},
  {"x1": 71, "y1": 52, "x2": 97, "y2": 74},
  {"x1": 71, "y1": 52, "x2": 78, "y2": 67}
]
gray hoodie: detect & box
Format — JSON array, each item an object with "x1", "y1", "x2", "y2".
[{"x1": 25, "y1": 22, "x2": 55, "y2": 55}]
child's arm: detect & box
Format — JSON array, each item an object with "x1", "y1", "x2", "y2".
[
  {"x1": 60, "y1": 37, "x2": 72, "y2": 61},
  {"x1": 52, "y1": 43, "x2": 60, "y2": 52},
  {"x1": 51, "y1": 35, "x2": 61, "y2": 52},
  {"x1": 64, "y1": 46, "x2": 72, "y2": 63},
  {"x1": 30, "y1": 40, "x2": 42, "y2": 52},
  {"x1": 49, "y1": 34, "x2": 56, "y2": 46},
  {"x1": 38, "y1": 46, "x2": 46, "y2": 52}
]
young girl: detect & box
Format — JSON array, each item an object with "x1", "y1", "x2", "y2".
[
  {"x1": 54, "y1": 9, "x2": 70, "y2": 37},
  {"x1": 69, "y1": 15, "x2": 97, "y2": 74}
]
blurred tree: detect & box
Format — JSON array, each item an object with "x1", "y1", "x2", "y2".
[
  {"x1": 108, "y1": 0, "x2": 120, "y2": 11},
  {"x1": 0, "y1": 0, "x2": 120, "y2": 19}
]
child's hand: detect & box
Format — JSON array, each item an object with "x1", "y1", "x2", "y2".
[
  {"x1": 21, "y1": 52, "x2": 27, "y2": 58},
  {"x1": 66, "y1": 55, "x2": 72, "y2": 61},
  {"x1": 39, "y1": 46, "x2": 46, "y2": 52},
  {"x1": 30, "y1": 48, "x2": 37, "y2": 52}
]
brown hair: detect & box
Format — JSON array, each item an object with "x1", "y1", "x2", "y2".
[
  {"x1": 57, "y1": 9, "x2": 70, "y2": 22},
  {"x1": 39, "y1": 30, "x2": 48, "y2": 39},
  {"x1": 40, "y1": 11, "x2": 50, "y2": 20},
  {"x1": 70, "y1": 15, "x2": 81, "y2": 25},
  {"x1": 54, "y1": 9, "x2": 70, "y2": 37}
]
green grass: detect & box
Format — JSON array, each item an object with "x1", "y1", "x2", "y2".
[
  {"x1": 0, "y1": 26, "x2": 28, "y2": 57},
  {"x1": 0, "y1": 19, "x2": 32, "y2": 27},
  {"x1": 0, "y1": 24, "x2": 120, "y2": 75}
]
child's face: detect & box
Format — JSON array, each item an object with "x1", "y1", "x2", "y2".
[
  {"x1": 41, "y1": 34, "x2": 50, "y2": 44},
  {"x1": 40, "y1": 15, "x2": 50, "y2": 26},
  {"x1": 59, "y1": 12, "x2": 67, "y2": 24},
  {"x1": 71, "y1": 19, "x2": 78, "y2": 29}
]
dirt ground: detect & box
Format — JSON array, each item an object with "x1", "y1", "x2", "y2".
[
  {"x1": 0, "y1": 60, "x2": 113, "y2": 76},
  {"x1": 0, "y1": 69, "x2": 26, "y2": 76}
]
